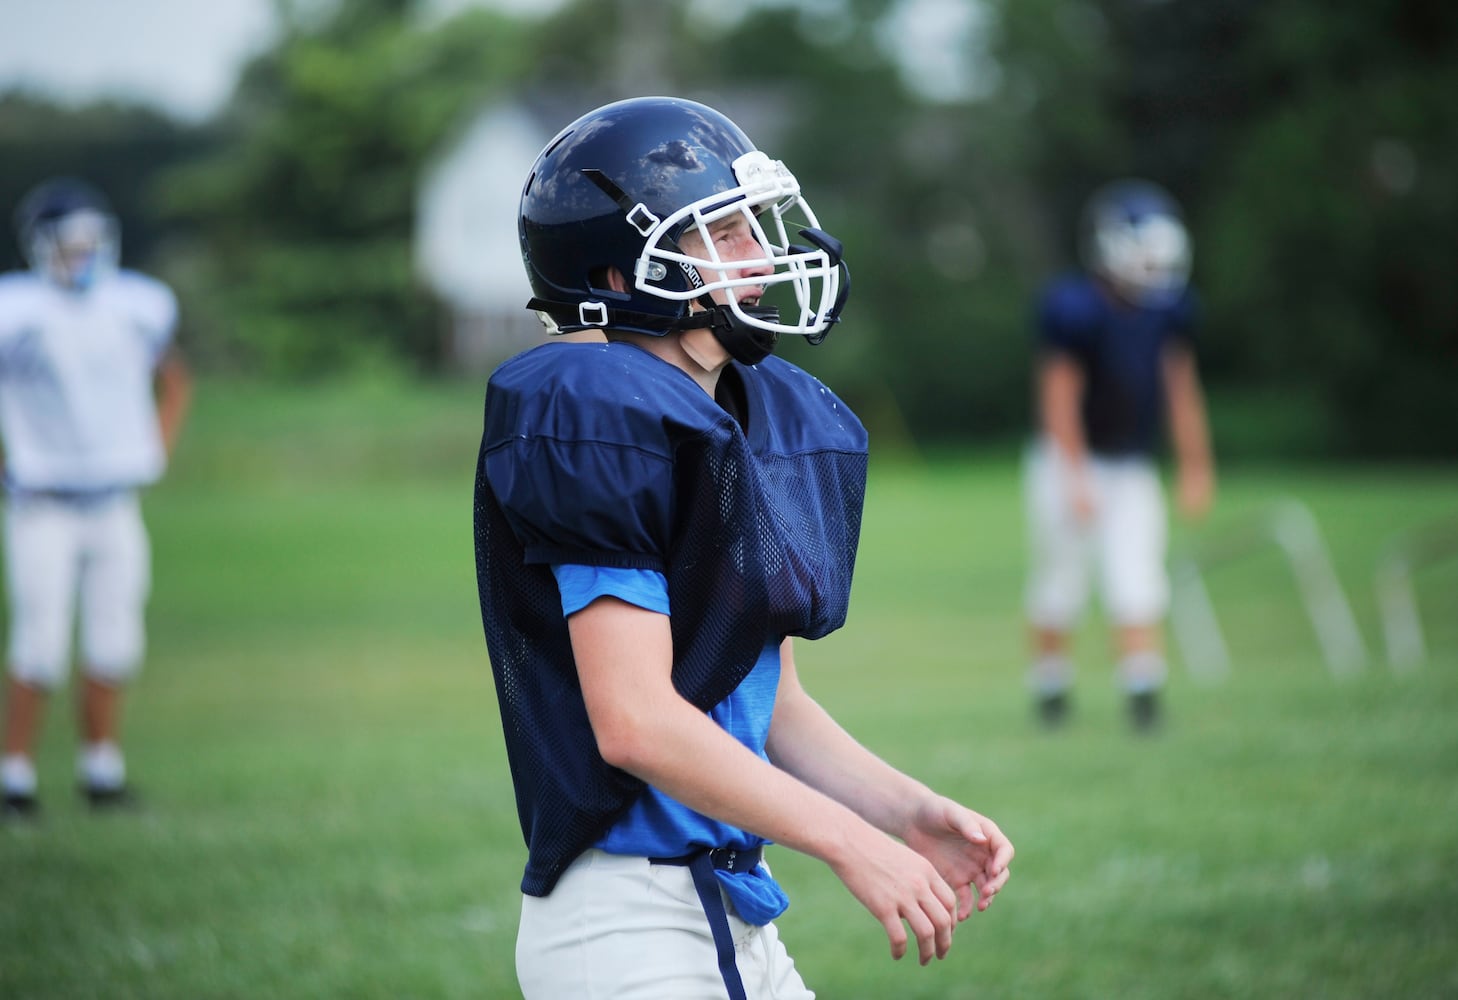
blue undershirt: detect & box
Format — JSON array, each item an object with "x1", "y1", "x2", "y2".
[{"x1": 552, "y1": 563, "x2": 791, "y2": 924}]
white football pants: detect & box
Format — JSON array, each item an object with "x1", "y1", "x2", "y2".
[
  {"x1": 516, "y1": 849, "x2": 815, "y2": 999},
  {"x1": 1023, "y1": 438, "x2": 1169, "y2": 629},
  {"x1": 4, "y1": 491, "x2": 151, "y2": 688}
]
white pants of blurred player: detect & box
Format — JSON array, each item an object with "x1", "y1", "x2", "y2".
[
  {"x1": 516, "y1": 849, "x2": 814, "y2": 1000},
  {"x1": 1023, "y1": 438, "x2": 1169, "y2": 630},
  {"x1": 4, "y1": 491, "x2": 150, "y2": 689}
]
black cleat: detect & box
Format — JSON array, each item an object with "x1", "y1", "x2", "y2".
[
  {"x1": 82, "y1": 784, "x2": 140, "y2": 812},
  {"x1": 1128, "y1": 691, "x2": 1161, "y2": 733},
  {"x1": 2, "y1": 791, "x2": 40, "y2": 821},
  {"x1": 1036, "y1": 692, "x2": 1070, "y2": 729}
]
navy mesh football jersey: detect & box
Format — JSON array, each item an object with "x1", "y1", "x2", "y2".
[
  {"x1": 474, "y1": 340, "x2": 868, "y2": 895},
  {"x1": 1038, "y1": 273, "x2": 1199, "y2": 458}
]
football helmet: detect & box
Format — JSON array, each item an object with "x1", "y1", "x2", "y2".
[
  {"x1": 14, "y1": 177, "x2": 119, "y2": 291},
  {"x1": 1080, "y1": 179, "x2": 1191, "y2": 307},
  {"x1": 518, "y1": 96, "x2": 849, "y2": 363}
]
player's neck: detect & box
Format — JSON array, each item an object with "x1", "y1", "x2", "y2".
[
  {"x1": 619, "y1": 329, "x2": 729, "y2": 397},
  {"x1": 677, "y1": 329, "x2": 732, "y2": 395}
]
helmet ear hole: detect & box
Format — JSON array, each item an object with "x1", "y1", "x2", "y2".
[{"x1": 588, "y1": 266, "x2": 631, "y2": 295}]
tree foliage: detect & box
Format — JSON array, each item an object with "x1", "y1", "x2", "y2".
[{"x1": 153, "y1": 0, "x2": 535, "y2": 374}]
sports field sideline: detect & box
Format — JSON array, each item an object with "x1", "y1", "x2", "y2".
[{"x1": 2, "y1": 376, "x2": 1454, "y2": 999}]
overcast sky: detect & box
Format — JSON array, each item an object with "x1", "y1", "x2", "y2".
[
  {"x1": 0, "y1": 0, "x2": 277, "y2": 121},
  {"x1": 0, "y1": 0, "x2": 981, "y2": 122},
  {"x1": 0, "y1": 0, "x2": 568, "y2": 122}
]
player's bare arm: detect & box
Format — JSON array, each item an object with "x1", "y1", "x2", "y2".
[
  {"x1": 767, "y1": 638, "x2": 1013, "y2": 919},
  {"x1": 568, "y1": 599, "x2": 970, "y2": 964},
  {"x1": 155, "y1": 346, "x2": 194, "y2": 458},
  {"x1": 1161, "y1": 341, "x2": 1215, "y2": 519},
  {"x1": 1038, "y1": 351, "x2": 1095, "y2": 520}
]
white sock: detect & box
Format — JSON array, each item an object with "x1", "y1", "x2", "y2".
[
  {"x1": 1029, "y1": 655, "x2": 1074, "y2": 696},
  {"x1": 1120, "y1": 652, "x2": 1167, "y2": 694},
  {"x1": 2, "y1": 753, "x2": 37, "y2": 796},
  {"x1": 78, "y1": 742, "x2": 126, "y2": 791}
]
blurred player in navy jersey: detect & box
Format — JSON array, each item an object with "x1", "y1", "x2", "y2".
[
  {"x1": 0, "y1": 178, "x2": 192, "y2": 817},
  {"x1": 474, "y1": 96, "x2": 1012, "y2": 999},
  {"x1": 1023, "y1": 179, "x2": 1215, "y2": 732}
]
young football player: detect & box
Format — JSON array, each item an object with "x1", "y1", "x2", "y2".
[
  {"x1": 0, "y1": 178, "x2": 192, "y2": 816},
  {"x1": 1023, "y1": 179, "x2": 1216, "y2": 732},
  {"x1": 474, "y1": 96, "x2": 1013, "y2": 999}
]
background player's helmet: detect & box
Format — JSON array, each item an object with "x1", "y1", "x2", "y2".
[
  {"x1": 1080, "y1": 179, "x2": 1191, "y2": 308},
  {"x1": 14, "y1": 177, "x2": 120, "y2": 292},
  {"x1": 518, "y1": 96, "x2": 848, "y2": 361}
]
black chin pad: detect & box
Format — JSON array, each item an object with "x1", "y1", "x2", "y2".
[{"x1": 710, "y1": 306, "x2": 780, "y2": 365}]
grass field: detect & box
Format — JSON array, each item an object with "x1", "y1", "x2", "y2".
[{"x1": 2, "y1": 375, "x2": 1455, "y2": 999}]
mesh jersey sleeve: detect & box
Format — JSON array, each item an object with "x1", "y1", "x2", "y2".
[
  {"x1": 1167, "y1": 287, "x2": 1200, "y2": 344},
  {"x1": 480, "y1": 342, "x2": 730, "y2": 573},
  {"x1": 1036, "y1": 275, "x2": 1101, "y2": 355},
  {"x1": 116, "y1": 271, "x2": 179, "y2": 364},
  {"x1": 0, "y1": 274, "x2": 39, "y2": 352},
  {"x1": 483, "y1": 435, "x2": 674, "y2": 571}
]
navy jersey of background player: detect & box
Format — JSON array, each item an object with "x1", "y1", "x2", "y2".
[{"x1": 1037, "y1": 273, "x2": 1199, "y2": 459}]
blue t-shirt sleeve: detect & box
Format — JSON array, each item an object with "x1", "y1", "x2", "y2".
[{"x1": 552, "y1": 564, "x2": 670, "y2": 617}]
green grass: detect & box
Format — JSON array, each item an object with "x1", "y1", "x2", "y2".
[{"x1": 2, "y1": 375, "x2": 1456, "y2": 999}]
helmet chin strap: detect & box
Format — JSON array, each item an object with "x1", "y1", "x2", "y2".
[{"x1": 674, "y1": 294, "x2": 780, "y2": 365}]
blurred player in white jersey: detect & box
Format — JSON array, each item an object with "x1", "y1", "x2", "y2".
[{"x1": 0, "y1": 178, "x2": 192, "y2": 817}]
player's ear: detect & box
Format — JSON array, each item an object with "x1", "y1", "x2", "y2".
[{"x1": 590, "y1": 266, "x2": 630, "y2": 294}]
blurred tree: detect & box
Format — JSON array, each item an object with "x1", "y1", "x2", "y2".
[
  {"x1": 1199, "y1": 0, "x2": 1458, "y2": 458},
  {"x1": 157, "y1": 0, "x2": 535, "y2": 374}
]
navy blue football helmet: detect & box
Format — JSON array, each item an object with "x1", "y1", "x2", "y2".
[
  {"x1": 1081, "y1": 179, "x2": 1191, "y2": 307},
  {"x1": 14, "y1": 177, "x2": 119, "y2": 291},
  {"x1": 518, "y1": 96, "x2": 848, "y2": 362}
]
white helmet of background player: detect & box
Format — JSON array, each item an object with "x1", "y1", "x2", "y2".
[
  {"x1": 13, "y1": 177, "x2": 120, "y2": 292},
  {"x1": 1080, "y1": 179, "x2": 1191, "y2": 308}
]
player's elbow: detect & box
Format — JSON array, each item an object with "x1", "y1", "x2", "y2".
[{"x1": 588, "y1": 710, "x2": 662, "y2": 774}]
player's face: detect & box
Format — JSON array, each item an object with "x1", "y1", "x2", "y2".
[
  {"x1": 47, "y1": 211, "x2": 112, "y2": 290},
  {"x1": 679, "y1": 213, "x2": 772, "y2": 310}
]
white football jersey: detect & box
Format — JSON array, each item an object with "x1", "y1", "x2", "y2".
[{"x1": 0, "y1": 269, "x2": 177, "y2": 492}]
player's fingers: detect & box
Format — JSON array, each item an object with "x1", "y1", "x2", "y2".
[
  {"x1": 931, "y1": 899, "x2": 956, "y2": 961},
  {"x1": 980, "y1": 819, "x2": 1014, "y2": 870},
  {"x1": 974, "y1": 866, "x2": 1012, "y2": 910},
  {"x1": 997, "y1": 838, "x2": 1016, "y2": 869},
  {"x1": 881, "y1": 913, "x2": 909, "y2": 961},
  {"x1": 955, "y1": 882, "x2": 975, "y2": 922},
  {"x1": 902, "y1": 903, "x2": 940, "y2": 966},
  {"x1": 933, "y1": 871, "x2": 958, "y2": 917}
]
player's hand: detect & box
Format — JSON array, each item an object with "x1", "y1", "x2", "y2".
[
  {"x1": 1177, "y1": 462, "x2": 1215, "y2": 520},
  {"x1": 829, "y1": 830, "x2": 962, "y2": 965},
  {"x1": 902, "y1": 796, "x2": 1013, "y2": 921},
  {"x1": 1068, "y1": 473, "x2": 1097, "y2": 523}
]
